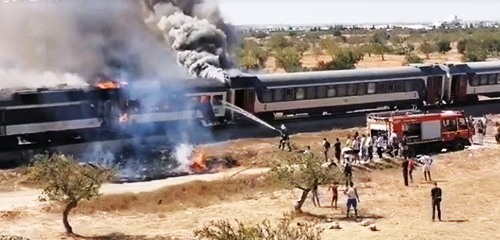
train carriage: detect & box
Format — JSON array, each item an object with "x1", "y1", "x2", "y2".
[
  {"x1": 444, "y1": 61, "x2": 500, "y2": 103},
  {"x1": 248, "y1": 65, "x2": 446, "y2": 120}
]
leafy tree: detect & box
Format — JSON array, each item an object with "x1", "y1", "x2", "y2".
[
  {"x1": 457, "y1": 39, "x2": 467, "y2": 54},
  {"x1": 319, "y1": 38, "x2": 340, "y2": 57},
  {"x1": 463, "y1": 45, "x2": 488, "y2": 62},
  {"x1": 274, "y1": 47, "x2": 303, "y2": 72},
  {"x1": 267, "y1": 34, "x2": 293, "y2": 52},
  {"x1": 269, "y1": 153, "x2": 343, "y2": 212},
  {"x1": 370, "y1": 31, "x2": 390, "y2": 44},
  {"x1": 419, "y1": 41, "x2": 435, "y2": 59},
  {"x1": 293, "y1": 39, "x2": 310, "y2": 56},
  {"x1": 371, "y1": 43, "x2": 391, "y2": 61},
  {"x1": 237, "y1": 39, "x2": 269, "y2": 70},
  {"x1": 28, "y1": 154, "x2": 113, "y2": 235},
  {"x1": 194, "y1": 214, "x2": 323, "y2": 240},
  {"x1": 314, "y1": 49, "x2": 361, "y2": 71},
  {"x1": 436, "y1": 40, "x2": 452, "y2": 53},
  {"x1": 312, "y1": 44, "x2": 323, "y2": 61},
  {"x1": 403, "y1": 53, "x2": 424, "y2": 65}
]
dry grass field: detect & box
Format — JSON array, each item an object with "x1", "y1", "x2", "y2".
[
  {"x1": 1, "y1": 120, "x2": 500, "y2": 240},
  {"x1": 265, "y1": 48, "x2": 465, "y2": 73}
]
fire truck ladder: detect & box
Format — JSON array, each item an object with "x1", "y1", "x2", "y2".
[{"x1": 366, "y1": 108, "x2": 422, "y2": 120}]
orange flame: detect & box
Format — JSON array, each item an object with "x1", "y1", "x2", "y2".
[
  {"x1": 95, "y1": 81, "x2": 121, "y2": 89},
  {"x1": 119, "y1": 113, "x2": 129, "y2": 123},
  {"x1": 190, "y1": 150, "x2": 208, "y2": 173}
]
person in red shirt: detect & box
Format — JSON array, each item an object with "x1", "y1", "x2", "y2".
[{"x1": 329, "y1": 182, "x2": 339, "y2": 209}]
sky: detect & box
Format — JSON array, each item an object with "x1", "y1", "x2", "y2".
[{"x1": 217, "y1": 0, "x2": 500, "y2": 25}]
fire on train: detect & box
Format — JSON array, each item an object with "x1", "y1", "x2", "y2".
[{"x1": 1, "y1": 61, "x2": 500, "y2": 151}]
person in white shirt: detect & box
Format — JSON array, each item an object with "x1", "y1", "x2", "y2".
[
  {"x1": 360, "y1": 134, "x2": 367, "y2": 160},
  {"x1": 365, "y1": 134, "x2": 374, "y2": 161},
  {"x1": 375, "y1": 135, "x2": 384, "y2": 159},
  {"x1": 344, "y1": 181, "x2": 360, "y2": 219},
  {"x1": 419, "y1": 155, "x2": 433, "y2": 181},
  {"x1": 352, "y1": 138, "x2": 360, "y2": 162}
]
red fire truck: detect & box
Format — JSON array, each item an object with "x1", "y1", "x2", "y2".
[{"x1": 367, "y1": 109, "x2": 474, "y2": 155}]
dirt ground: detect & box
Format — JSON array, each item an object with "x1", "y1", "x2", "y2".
[{"x1": 1, "y1": 120, "x2": 500, "y2": 240}]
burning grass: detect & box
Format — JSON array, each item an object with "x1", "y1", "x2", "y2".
[{"x1": 47, "y1": 174, "x2": 282, "y2": 215}]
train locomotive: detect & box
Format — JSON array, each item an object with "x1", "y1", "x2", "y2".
[{"x1": 0, "y1": 61, "x2": 500, "y2": 152}]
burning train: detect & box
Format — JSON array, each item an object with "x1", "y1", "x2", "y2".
[{"x1": 1, "y1": 61, "x2": 500, "y2": 153}]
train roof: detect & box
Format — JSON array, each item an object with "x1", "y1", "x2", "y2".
[
  {"x1": 254, "y1": 66, "x2": 446, "y2": 87},
  {"x1": 125, "y1": 78, "x2": 227, "y2": 93},
  {"x1": 447, "y1": 61, "x2": 500, "y2": 74}
]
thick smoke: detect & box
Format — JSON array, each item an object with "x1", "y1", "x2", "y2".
[
  {"x1": 0, "y1": 0, "x2": 186, "y2": 87},
  {"x1": 142, "y1": 0, "x2": 237, "y2": 83}
]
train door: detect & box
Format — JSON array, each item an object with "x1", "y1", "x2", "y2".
[
  {"x1": 449, "y1": 75, "x2": 467, "y2": 103},
  {"x1": 233, "y1": 89, "x2": 255, "y2": 113},
  {"x1": 426, "y1": 76, "x2": 443, "y2": 105},
  {"x1": 243, "y1": 89, "x2": 255, "y2": 113}
]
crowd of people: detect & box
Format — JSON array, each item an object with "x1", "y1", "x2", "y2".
[{"x1": 277, "y1": 124, "x2": 448, "y2": 221}]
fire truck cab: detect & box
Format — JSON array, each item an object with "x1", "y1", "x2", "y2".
[{"x1": 367, "y1": 109, "x2": 473, "y2": 155}]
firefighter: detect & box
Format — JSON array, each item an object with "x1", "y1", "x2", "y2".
[{"x1": 278, "y1": 124, "x2": 292, "y2": 152}]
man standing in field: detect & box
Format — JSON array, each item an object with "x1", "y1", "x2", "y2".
[
  {"x1": 401, "y1": 158, "x2": 409, "y2": 186},
  {"x1": 322, "y1": 138, "x2": 331, "y2": 162},
  {"x1": 420, "y1": 155, "x2": 433, "y2": 182},
  {"x1": 431, "y1": 182, "x2": 442, "y2": 221},
  {"x1": 329, "y1": 182, "x2": 339, "y2": 209},
  {"x1": 344, "y1": 182, "x2": 360, "y2": 219},
  {"x1": 334, "y1": 138, "x2": 342, "y2": 164}
]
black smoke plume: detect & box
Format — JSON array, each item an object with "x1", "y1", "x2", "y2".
[{"x1": 142, "y1": 0, "x2": 237, "y2": 83}]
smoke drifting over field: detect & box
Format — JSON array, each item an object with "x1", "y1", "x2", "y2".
[{"x1": 0, "y1": 0, "x2": 186, "y2": 85}]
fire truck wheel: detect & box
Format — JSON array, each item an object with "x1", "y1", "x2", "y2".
[{"x1": 453, "y1": 140, "x2": 465, "y2": 151}]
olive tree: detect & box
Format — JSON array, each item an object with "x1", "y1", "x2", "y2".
[
  {"x1": 194, "y1": 215, "x2": 323, "y2": 240},
  {"x1": 419, "y1": 41, "x2": 435, "y2": 59},
  {"x1": 269, "y1": 153, "x2": 343, "y2": 212},
  {"x1": 274, "y1": 47, "x2": 303, "y2": 72},
  {"x1": 28, "y1": 154, "x2": 113, "y2": 235}
]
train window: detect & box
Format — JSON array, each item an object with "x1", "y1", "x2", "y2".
[
  {"x1": 470, "y1": 76, "x2": 479, "y2": 86},
  {"x1": 386, "y1": 82, "x2": 395, "y2": 93},
  {"x1": 404, "y1": 80, "x2": 414, "y2": 91},
  {"x1": 357, "y1": 83, "x2": 367, "y2": 95},
  {"x1": 295, "y1": 88, "x2": 305, "y2": 100},
  {"x1": 261, "y1": 90, "x2": 272, "y2": 103},
  {"x1": 479, "y1": 75, "x2": 488, "y2": 85},
  {"x1": 316, "y1": 86, "x2": 326, "y2": 98},
  {"x1": 306, "y1": 87, "x2": 316, "y2": 99},
  {"x1": 326, "y1": 86, "x2": 336, "y2": 97},
  {"x1": 347, "y1": 84, "x2": 356, "y2": 96},
  {"x1": 367, "y1": 83, "x2": 376, "y2": 94},
  {"x1": 497, "y1": 74, "x2": 500, "y2": 84},
  {"x1": 375, "y1": 82, "x2": 385, "y2": 93},
  {"x1": 488, "y1": 74, "x2": 497, "y2": 85},
  {"x1": 394, "y1": 81, "x2": 403, "y2": 92},
  {"x1": 337, "y1": 84, "x2": 347, "y2": 97},
  {"x1": 273, "y1": 89, "x2": 284, "y2": 101},
  {"x1": 284, "y1": 88, "x2": 294, "y2": 101}
]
